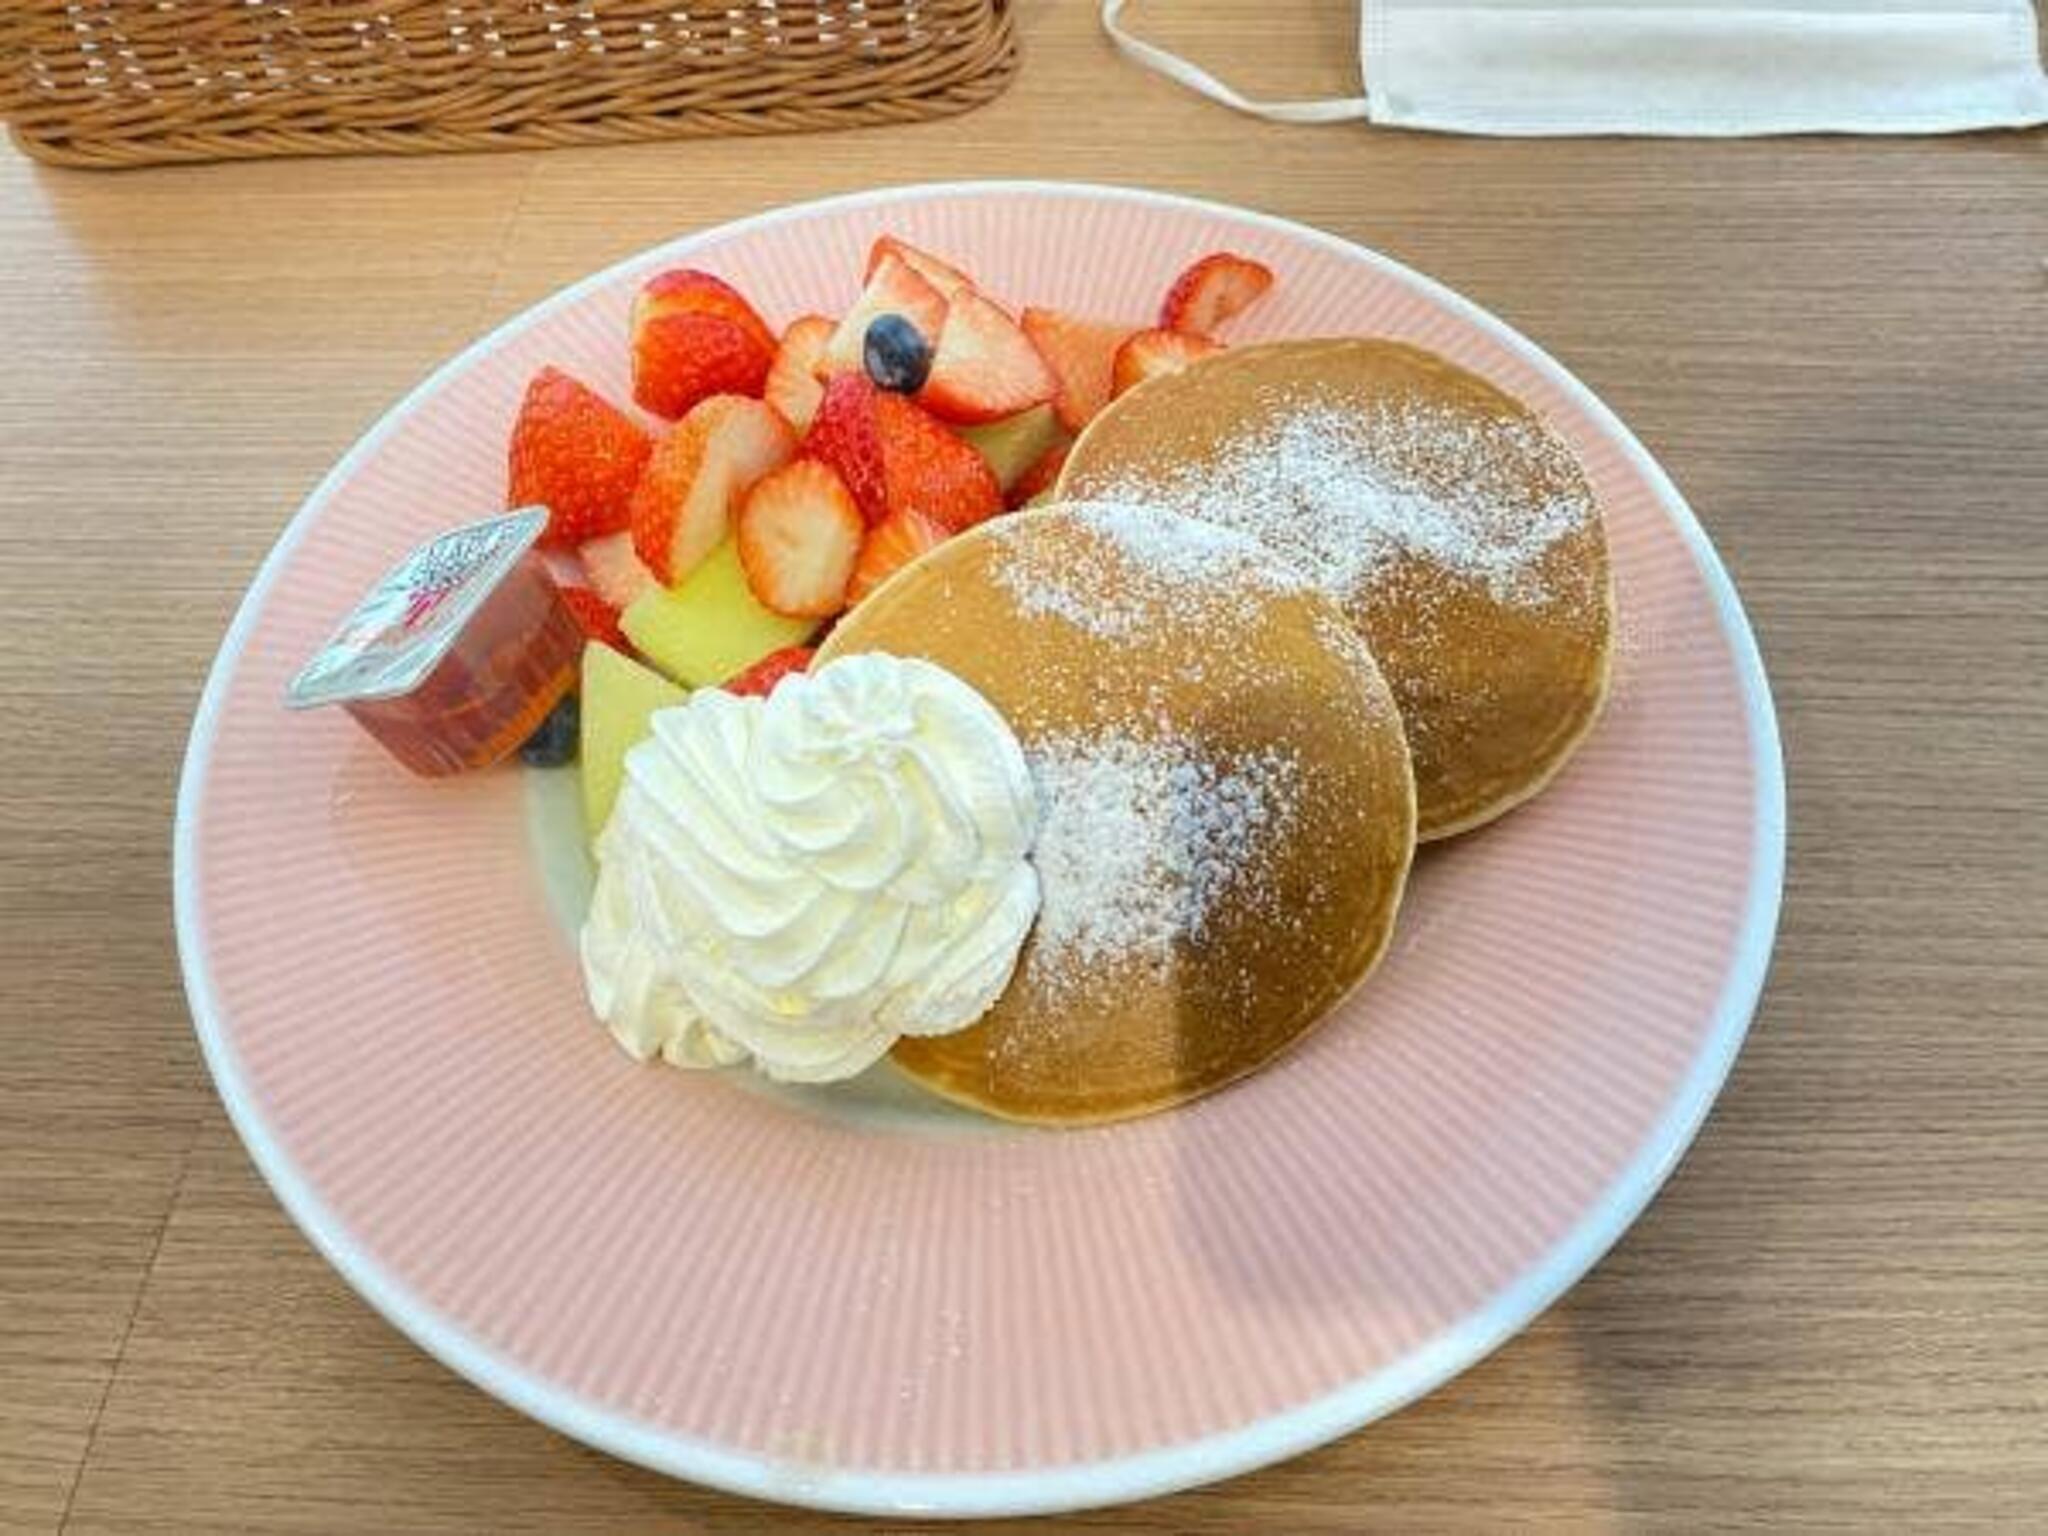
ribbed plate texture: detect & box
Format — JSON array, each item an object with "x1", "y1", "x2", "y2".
[{"x1": 181, "y1": 186, "x2": 1769, "y2": 1489}]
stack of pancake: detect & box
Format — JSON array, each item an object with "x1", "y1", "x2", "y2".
[{"x1": 819, "y1": 339, "x2": 1613, "y2": 1124}]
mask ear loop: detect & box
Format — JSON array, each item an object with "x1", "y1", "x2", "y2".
[{"x1": 1100, "y1": 0, "x2": 1371, "y2": 123}]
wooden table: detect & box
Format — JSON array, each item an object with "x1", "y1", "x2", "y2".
[{"x1": 5, "y1": 3, "x2": 2045, "y2": 1529}]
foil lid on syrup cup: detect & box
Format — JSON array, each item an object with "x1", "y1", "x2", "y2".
[
  {"x1": 286, "y1": 507, "x2": 581, "y2": 776},
  {"x1": 287, "y1": 508, "x2": 549, "y2": 709}
]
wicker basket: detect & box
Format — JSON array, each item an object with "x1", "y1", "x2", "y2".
[{"x1": 0, "y1": 1, "x2": 1016, "y2": 169}]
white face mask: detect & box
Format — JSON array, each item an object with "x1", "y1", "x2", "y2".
[{"x1": 1099, "y1": 0, "x2": 2048, "y2": 135}]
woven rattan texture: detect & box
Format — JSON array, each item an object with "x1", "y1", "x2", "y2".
[{"x1": 0, "y1": 1, "x2": 1016, "y2": 167}]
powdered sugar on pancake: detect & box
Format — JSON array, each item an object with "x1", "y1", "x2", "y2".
[
  {"x1": 965, "y1": 505, "x2": 1399, "y2": 1020},
  {"x1": 1024, "y1": 728, "x2": 1301, "y2": 1002},
  {"x1": 980, "y1": 503, "x2": 1396, "y2": 745},
  {"x1": 989, "y1": 501, "x2": 1307, "y2": 642},
  {"x1": 971, "y1": 508, "x2": 1389, "y2": 1007},
  {"x1": 1078, "y1": 397, "x2": 1593, "y2": 609}
]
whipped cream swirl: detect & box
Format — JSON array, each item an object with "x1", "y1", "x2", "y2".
[{"x1": 580, "y1": 654, "x2": 1041, "y2": 1083}]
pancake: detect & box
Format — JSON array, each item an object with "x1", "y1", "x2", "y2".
[
  {"x1": 1058, "y1": 338, "x2": 1614, "y2": 840},
  {"x1": 815, "y1": 504, "x2": 1415, "y2": 1126}
]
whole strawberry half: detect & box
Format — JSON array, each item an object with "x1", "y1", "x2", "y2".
[
  {"x1": 630, "y1": 269, "x2": 778, "y2": 419},
  {"x1": 803, "y1": 373, "x2": 892, "y2": 527},
  {"x1": 632, "y1": 311, "x2": 775, "y2": 420},
  {"x1": 874, "y1": 393, "x2": 1002, "y2": 534},
  {"x1": 508, "y1": 367, "x2": 653, "y2": 548},
  {"x1": 635, "y1": 270, "x2": 777, "y2": 354}
]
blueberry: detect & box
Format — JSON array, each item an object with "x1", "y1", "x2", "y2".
[
  {"x1": 863, "y1": 313, "x2": 931, "y2": 394},
  {"x1": 519, "y1": 690, "x2": 579, "y2": 768}
]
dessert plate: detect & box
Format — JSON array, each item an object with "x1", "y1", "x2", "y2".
[{"x1": 174, "y1": 182, "x2": 1783, "y2": 1517}]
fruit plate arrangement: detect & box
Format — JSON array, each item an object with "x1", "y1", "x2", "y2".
[{"x1": 176, "y1": 183, "x2": 1783, "y2": 1516}]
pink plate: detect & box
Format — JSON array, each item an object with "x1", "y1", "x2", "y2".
[{"x1": 175, "y1": 183, "x2": 1783, "y2": 1517}]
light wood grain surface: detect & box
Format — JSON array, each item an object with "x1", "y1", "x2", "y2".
[{"x1": 4, "y1": 2, "x2": 2046, "y2": 1530}]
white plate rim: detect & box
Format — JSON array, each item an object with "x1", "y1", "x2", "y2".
[{"x1": 173, "y1": 179, "x2": 1786, "y2": 1519}]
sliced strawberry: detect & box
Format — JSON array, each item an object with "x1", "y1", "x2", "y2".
[
  {"x1": 1008, "y1": 440, "x2": 1071, "y2": 509},
  {"x1": 632, "y1": 311, "x2": 774, "y2": 420},
  {"x1": 508, "y1": 367, "x2": 654, "y2": 549},
  {"x1": 633, "y1": 269, "x2": 777, "y2": 355},
  {"x1": 578, "y1": 529, "x2": 660, "y2": 611},
  {"x1": 628, "y1": 270, "x2": 778, "y2": 420},
  {"x1": 820, "y1": 254, "x2": 947, "y2": 378},
  {"x1": 803, "y1": 373, "x2": 890, "y2": 526},
  {"x1": 865, "y1": 236, "x2": 976, "y2": 300},
  {"x1": 630, "y1": 395, "x2": 796, "y2": 585},
  {"x1": 1159, "y1": 252, "x2": 1274, "y2": 335},
  {"x1": 764, "y1": 315, "x2": 834, "y2": 435},
  {"x1": 724, "y1": 645, "x2": 815, "y2": 697},
  {"x1": 736, "y1": 459, "x2": 864, "y2": 618},
  {"x1": 917, "y1": 289, "x2": 1058, "y2": 425},
  {"x1": 1020, "y1": 308, "x2": 1134, "y2": 433},
  {"x1": 1112, "y1": 327, "x2": 1224, "y2": 398},
  {"x1": 557, "y1": 585, "x2": 629, "y2": 652},
  {"x1": 874, "y1": 393, "x2": 1003, "y2": 533},
  {"x1": 848, "y1": 505, "x2": 950, "y2": 605}
]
